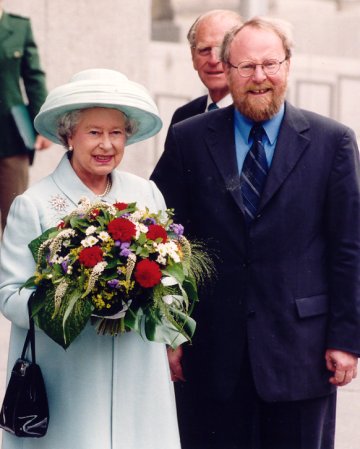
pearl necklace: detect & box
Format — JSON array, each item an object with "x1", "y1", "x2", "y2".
[{"x1": 97, "y1": 176, "x2": 112, "y2": 198}]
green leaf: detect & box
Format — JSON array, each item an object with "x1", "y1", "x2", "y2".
[
  {"x1": 137, "y1": 233, "x2": 147, "y2": 245},
  {"x1": 21, "y1": 276, "x2": 37, "y2": 290},
  {"x1": 182, "y1": 277, "x2": 199, "y2": 311},
  {"x1": 28, "y1": 227, "x2": 57, "y2": 261},
  {"x1": 31, "y1": 286, "x2": 92, "y2": 349},
  {"x1": 162, "y1": 263, "x2": 185, "y2": 284},
  {"x1": 62, "y1": 290, "x2": 93, "y2": 347},
  {"x1": 144, "y1": 308, "x2": 196, "y2": 349},
  {"x1": 124, "y1": 305, "x2": 144, "y2": 333}
]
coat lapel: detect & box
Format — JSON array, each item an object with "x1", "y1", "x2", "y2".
[
  {"x1": 204, "y1": 106, "x2": 245, "y2": 211},
  {"x1": 259, "y1": 103, "x2": 311, "y2": 212}
]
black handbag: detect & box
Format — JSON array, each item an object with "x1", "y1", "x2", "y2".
[{"x1": 0, "y1": 297, "x2": 49, "y2": 437}]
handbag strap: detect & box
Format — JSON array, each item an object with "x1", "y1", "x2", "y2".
[{"x1": 21, "y1": 292, "x2": 36, "y2": 364}]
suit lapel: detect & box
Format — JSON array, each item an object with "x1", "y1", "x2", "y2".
[
  {"x1": 259, "y1": 103, "x2": 311, "y2": 212},
  {"x1": 204, "y1": 105, "x2": 245, "y2": 211},
  {"x1": 200, "y1": 103, "x2": 311, "y2": 217}
]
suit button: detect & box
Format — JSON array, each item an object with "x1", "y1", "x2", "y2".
[{"x1": 247, "y1": 310, "x2": 256, "y2": 318}]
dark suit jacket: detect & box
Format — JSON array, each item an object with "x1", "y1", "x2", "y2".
[
  {"x1": 0, "y1": 12, "x2": 47, "y2": 157},
  {"x1": 151, "y1": 102, "x2": 360, "y2": 402},
  {"x1": 170, "y1": 95, "x2": 207, "y2": 126}
]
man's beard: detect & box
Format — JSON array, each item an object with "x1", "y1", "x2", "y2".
[{"x1": 231, "y1": 80, "x2": 287, "y2": 122}]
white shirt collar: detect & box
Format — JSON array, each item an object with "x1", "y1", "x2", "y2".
[{"x1": 206, "y1": 93, "x2": 233, "y2": 110}]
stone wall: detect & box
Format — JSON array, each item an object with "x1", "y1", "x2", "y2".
[{"x1": 3, "y1": 0, "x2": 156, "y2": 183}]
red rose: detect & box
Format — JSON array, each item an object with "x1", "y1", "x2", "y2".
[
  {"x1": 107, "y1": 217, "x2": 136, "y2": 241},
  {"x1": 134, "y1": 259, "x2": 162, "y2": 288},
  {"x1": 114, "y1": 202, "x2": 128, "y2": 211},
  {"x1": 78, "y1": 246, "x2": 103, "y2": 268},
  {"x1": 146, "y1": 224, "x2": 168, "y2": 243},
  {"x1": 57, "y1": 220, "x2": 66, "y2": 229}
]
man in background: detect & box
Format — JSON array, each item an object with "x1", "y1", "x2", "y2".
[
  {"x1": 170, "y1": 9, "x2": 243, "y2": 125},
  {"x1": 0, "y1": 4, "x2": 51, "y2": 231}
]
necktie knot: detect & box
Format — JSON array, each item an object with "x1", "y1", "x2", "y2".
[
  {"x1": 207, "y1": 102, "x2": 219, "y2": 111},
  {"x1": 250, "y1": 124, "x2": 265, "y2": 142}
]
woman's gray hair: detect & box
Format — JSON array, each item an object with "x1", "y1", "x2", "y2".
[
  {"x1": 57, "y1": 108, "x2": 138, "y2": 149},
  {"x1": 220, "y1": 16, "x2": 294, "y2": 64}
]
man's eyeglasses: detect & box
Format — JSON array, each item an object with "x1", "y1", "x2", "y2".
[{"x1": 228, "y1": 58, "x2": 288, "y2": 77}]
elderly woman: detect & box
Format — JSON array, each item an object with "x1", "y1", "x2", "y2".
[{"x1": 0, "y1": 69, "x2": 181, "y2": 449}]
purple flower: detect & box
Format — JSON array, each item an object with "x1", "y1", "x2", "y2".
[
  {"x1": 120, "y1": 242, "x2": 133, "y2": 257},
  {"x1": 107, "y1": 279, "x2": 120, "y2": 289},
  {"x1": 143, "y1": 218, "x2": 156, "y2": 226},
  {"x1": 170, "y1": 223, "x2": 184, "y2": 236},
  {"x1": 61, "y1": 261, "x2": 68, "y2": 273}
]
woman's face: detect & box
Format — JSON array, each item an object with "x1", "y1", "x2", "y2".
[{"x1": 68, "y1": 107, "x2": 127, "y2": 182}]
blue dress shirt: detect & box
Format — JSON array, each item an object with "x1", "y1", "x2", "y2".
[{"x1": 234, "y1": 104, "x2": 285, "y2": 174}]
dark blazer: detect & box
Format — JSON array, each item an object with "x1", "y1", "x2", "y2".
[
  {"x1": 151, "y1": 102, "x2": 360, "y2": 402},
  {"x1": 0, "y1": 12, "x2": 47, "y2": 157},
  {"x1": 170, "y1": 94, "x2": 207, "y2": 126}
]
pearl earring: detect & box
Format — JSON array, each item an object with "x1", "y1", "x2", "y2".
[{"x1": 68, "y1": 145, "x2": 73, "y2": 151}]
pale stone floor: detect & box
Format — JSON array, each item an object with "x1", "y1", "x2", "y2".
[{"x1": 0, "y1": 313, "x2": 359, "y2": 448}]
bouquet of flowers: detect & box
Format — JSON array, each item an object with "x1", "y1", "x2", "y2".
[{"x1": 22, "y1": 198, "x2": 212, "y2": 350}]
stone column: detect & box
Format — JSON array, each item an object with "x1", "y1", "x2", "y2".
[
  {"x1": 240, "y1": 0, "x2": 270, "y2": 18},
  {"x1": 152, "y1": 0, "x2": 180, "y2": 42},
  {"x1": 3, "y1": 0, "x2": 155, "y2": 179}
]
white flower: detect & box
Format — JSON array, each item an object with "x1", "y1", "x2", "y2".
[
  {"x1": 77, "y1": 197, "x2": 91, "y2": 212},
  {"x1": 130, "y1": 210, "x2": 146, "y2": 222},
  {"x1": 50, "y1": 255, "x2": 64, "y2": 264},
  {"x1": 98, "y1": 231, "x2": 110, "y2": 242},
  {"x1": 81, "y1": 236, "x2": 99, "y2": 247},
  {"x1": 85, "y1": 225, "x2": 97, "y2": 236},
  {"x1": 138, "y1": 223, "x2": 148, "y2": 234},
  {"x1": 154, "y1": 241, "x2": 181, "y2": 263},
  {"x1": 107, "y1": 205, "x2": 117, "y2": 216},
  {"x1": 134, "y1": 222, "x2": 148, "y2": 239},
  {"x1": 156, "y1": 255, "x2": 167, "y2": 265}
]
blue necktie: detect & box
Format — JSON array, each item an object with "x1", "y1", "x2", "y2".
[
  {"x1": 240, "y1": 125, "x2": 268, "y2": 223},
  {"x1": 207, "y1": 102, "x2": 218, "y2": 111}
]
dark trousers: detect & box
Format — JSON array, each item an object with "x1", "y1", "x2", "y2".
[{"x1": 175, "y1": 353, "x2": 336, "y2": 449}]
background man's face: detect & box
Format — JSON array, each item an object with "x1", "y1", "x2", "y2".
[{"x1": 192, "y1": 16, "x2": 240, "y2": 97}]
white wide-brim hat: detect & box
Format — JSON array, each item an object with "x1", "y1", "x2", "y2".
[{"x1": 34, "y1": 68, "x2": 162, "y2": 146}]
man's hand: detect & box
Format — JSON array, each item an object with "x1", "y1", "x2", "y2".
[
  {"x1": 325, "y1": 349, "x2": 358, "y2": 386},
  {"x1": 167, "y1": 345, "x2": 185, "y2": 382}
]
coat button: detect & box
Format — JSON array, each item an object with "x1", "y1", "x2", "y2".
[{"x1": 247, "y1": 310, "x2": 256, "y2": 318}]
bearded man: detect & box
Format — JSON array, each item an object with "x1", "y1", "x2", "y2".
[{"x1": 151, "y1": 17, "x2": 360, "y2": 449}]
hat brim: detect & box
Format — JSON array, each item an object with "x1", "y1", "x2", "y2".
[{"x1": 34, "y1": 70, "x2": 162, "y2": 146}]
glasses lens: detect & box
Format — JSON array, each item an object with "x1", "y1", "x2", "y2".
[
  {"x1": 263, "y1": 60, "x2": 280, "y2": 75},
  {"x1": 238, "y1": 62, "x2": 255, "y2": 77}
]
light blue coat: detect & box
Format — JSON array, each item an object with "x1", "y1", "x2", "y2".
[{"x1": 0, "y1": 155, "x2": 181, "y2": 449}]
